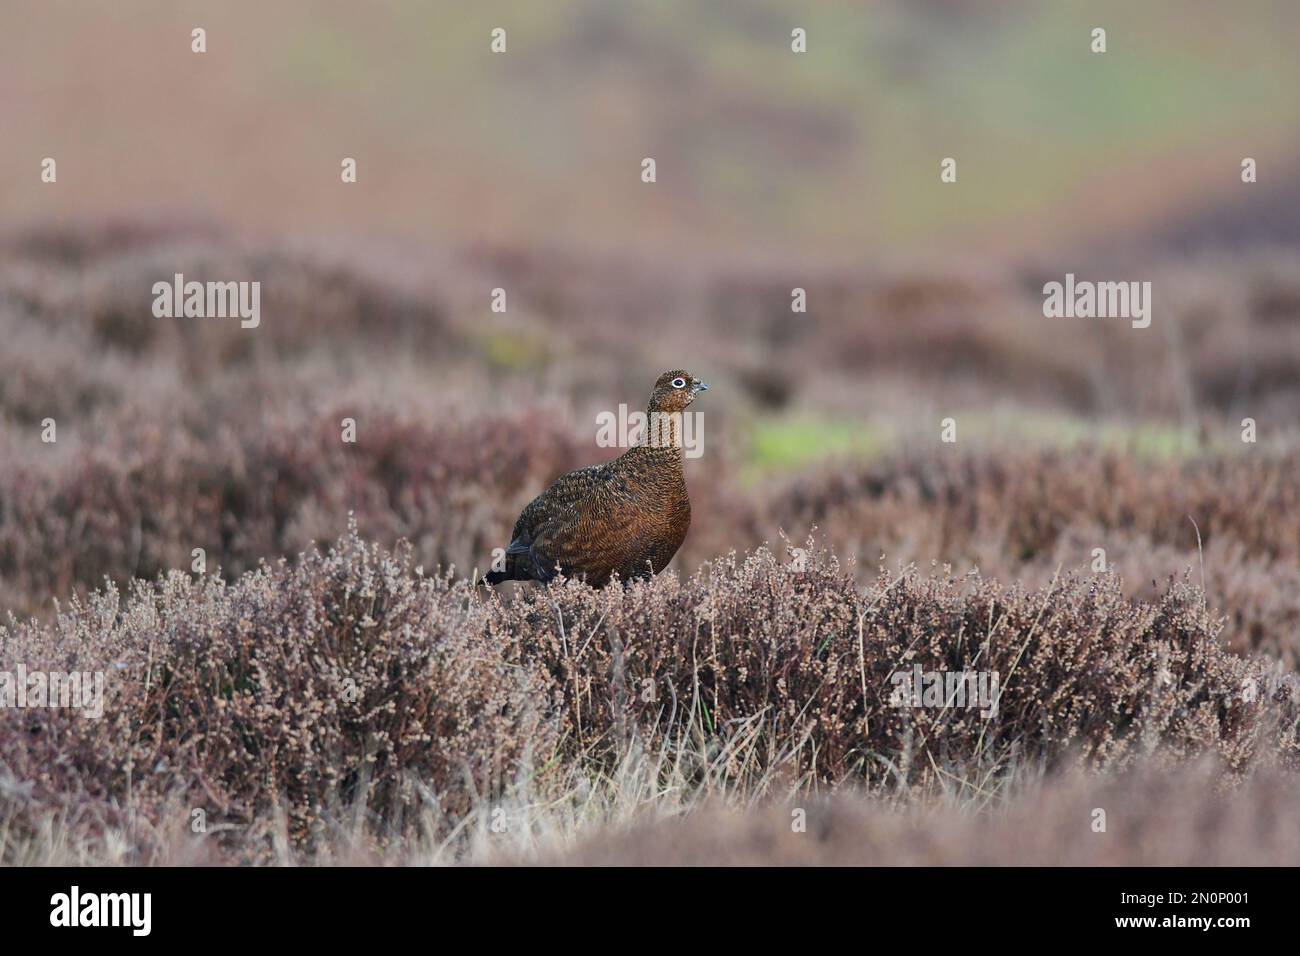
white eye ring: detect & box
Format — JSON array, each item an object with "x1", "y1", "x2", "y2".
[{"x1": 671, "y1": 377, "x2": 686, "y2": 389}]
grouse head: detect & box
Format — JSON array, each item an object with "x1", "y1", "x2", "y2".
[{"x1": 647, "y1": 369, "x2": 709, "y2": 414}]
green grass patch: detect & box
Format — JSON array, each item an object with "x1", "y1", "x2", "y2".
[
  {"x1": 745, "y1": 416, "x2": 884, "y2": 480},
  {"x1": 956, "y1": 410, "x2": 1208, "y2": 458}
]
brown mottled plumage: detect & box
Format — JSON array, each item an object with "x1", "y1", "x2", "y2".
[{"x1": 486, "y1": 370, "x2": 708, "y2": 587}]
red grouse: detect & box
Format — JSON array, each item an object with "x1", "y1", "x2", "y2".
[{"x1": 486, "y1": 370, "x2": 708, "y2": 587}]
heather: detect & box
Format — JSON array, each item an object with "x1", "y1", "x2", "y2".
[
  {"x1": 2, "y1": 224, "x2": 1300, "y2": 864},
  {"x1": 5, "y1": 413, "x2": 1299, "y2": 664},
  {"x1": 2, "y1": 527, "x2": 1296, "y2": 864}
]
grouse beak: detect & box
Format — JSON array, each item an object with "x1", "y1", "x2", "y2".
[{"x1": 691, "y1": 381, "x2": 709, "y2": 396}]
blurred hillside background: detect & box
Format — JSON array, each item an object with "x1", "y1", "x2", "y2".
[{"x1": 6, "y1": 0, "x2": 1300, "y2": 260}]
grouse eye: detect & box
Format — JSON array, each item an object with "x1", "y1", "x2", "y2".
[{"x1": 671, "y1": 377, "x2": 686, "y2": 389}]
